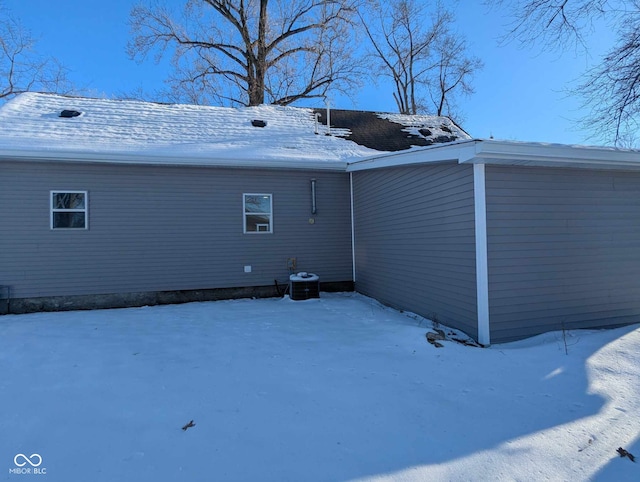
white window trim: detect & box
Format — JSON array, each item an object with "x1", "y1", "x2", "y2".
[
  {"x1": 243, "y1": 193, "x2": 273, "y2": 234},
  {"x1": 50, "y1": 190, "x2": 88, "y2": 230}
]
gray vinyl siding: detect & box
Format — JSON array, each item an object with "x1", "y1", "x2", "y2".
[
  {"x1": 352, "y1": 163, "x2": 478, "y2": 338},
  {"x1": 486, "y1": 165, "x2": 640, "y2": 342},
  {"x1": 0, "y1": 161, "x2": 352, "y2": 299}
]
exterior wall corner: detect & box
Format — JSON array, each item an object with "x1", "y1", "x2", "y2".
[{"x1": 474, "y1": 163, "x2": 491, "y2": 345}]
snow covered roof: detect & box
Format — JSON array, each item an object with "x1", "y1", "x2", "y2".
[
  {"x1": 0, "y1": 93, "x2": 470, "y2": 170},
  {"x1": 313, "y1": 109, "x2": 467, "y2": 151}
]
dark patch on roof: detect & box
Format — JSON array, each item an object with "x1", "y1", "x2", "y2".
[
  {"x1": 60, "y1": 110, "x2": 81, "y2": 118},
  {"x1": 312, "y1": 108, "x2": 466, "y2": 152},
  {"x1": 434, "y1": 135, "x2": 457, "y2": 143},
  {"x1": 251, "y1": 119, "x2": 267, "y2": 127}
]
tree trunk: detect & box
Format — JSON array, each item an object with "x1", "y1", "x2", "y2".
[{"x1": 247, "y1": 0, "x2": 269, "y2": 105}]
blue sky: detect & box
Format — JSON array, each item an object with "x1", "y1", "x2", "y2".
[{"x1": 4, "y1": 0, "x2": 613, "y2": 144}]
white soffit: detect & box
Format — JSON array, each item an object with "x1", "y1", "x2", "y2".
[
  {"x1": 347, "y1": 139, "x2": 640, "y2": 171},
  {"x1": 347, "y1": 140, "x2": 478, "y2": 171},
  {"x1": 0, "y1": 148, "x2": 349, "y2": 171},
  {"x1": 466, "y1": 140, "x2": 640, "y2": 170}
]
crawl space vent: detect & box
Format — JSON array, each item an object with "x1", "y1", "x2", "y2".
[
  {"x1": 251, "y1": 119, "x2": 267, "y2": 128},
  {"x1": 60, "y1": 110, "x2": 82, "y2": 118}
]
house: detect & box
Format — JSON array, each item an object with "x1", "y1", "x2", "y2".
[
  {"x1": 2, "y1": 92, "x2": 640, "y2": 345},
  {"x1": 350, "y1": 142, "x2": 640, "y2": 344}
]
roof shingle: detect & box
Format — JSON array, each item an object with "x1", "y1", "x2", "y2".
[
  {"x1": 0, "y1": 93, "x2": 470, "y2": 167},
  {"x1": 314, "y1": 108, "x2": 468, "y2": 151}
]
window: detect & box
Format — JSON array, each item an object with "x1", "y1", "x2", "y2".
[
  {"x1": 243, "y1": 193, "x2": 272, "y2": 233},
  {"x1": 51, "y1": 191, "x2": 88, "y2": 229}
]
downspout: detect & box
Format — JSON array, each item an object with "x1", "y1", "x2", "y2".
[
  {"x1": 474, "y1": 163, "x2": 490, "y2": 346},
  {"x1": 350, "y1": 172, "x2": 356, "y2": 286}
]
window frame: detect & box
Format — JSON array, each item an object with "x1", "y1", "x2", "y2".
[
  {"x1": 50, "y1": 190, "x2": 89, "y2": 230},
  {"x1": 243, "y1": 193, "x2": 273, "y2": 234}
]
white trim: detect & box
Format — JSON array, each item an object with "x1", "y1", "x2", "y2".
[
  {"x1": 466, "y1": 139, "x2": 640, "y2": 168},
  {"x1": 7, "y1": 138, "x2": 640, "y2": 172},
  {"x1": 243, "y1": 193, "x2": 273, "y2": 234},
  {"x1": 0, "y1": 148, "x2": 348, "y2": 171},
  {"x1": 347, "y1": 140, "x2": 478, "y2": 172},
  {"x1": 347, "y1": 138, "x2": 640, "y2": 173},
  {"x1": 50, "y1": 190, "x2": 88, "y2": 230},
  {"x1": 349, "y1": 172, "x2": 356, "y2": 283},
  {"x1": 473, "y1": 164, "x2": 490, "y2": 346}
]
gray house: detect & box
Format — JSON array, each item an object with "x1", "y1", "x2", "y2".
[
  {"x1": 2, "y1": 93, "x2": 640, "y2": 344},
  {"x1": 350, "y1": 142, "x2": 640, "y2": 343}
]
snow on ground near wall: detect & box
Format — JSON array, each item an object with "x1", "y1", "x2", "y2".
[{"x1": 0, "y1": 293, "x2": 638, "y2": 481}]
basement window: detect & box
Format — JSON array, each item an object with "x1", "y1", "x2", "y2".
[
  {"x1": 51, "y1": 191, "x2": 88, "y2": 229},
  {"x1": 243, "y1": 193, "x2": 272, "y2": 233}
]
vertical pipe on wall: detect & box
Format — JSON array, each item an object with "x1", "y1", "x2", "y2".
[
  {"x1": 311, "y1": 179, "x2": 317, "y2": 214},
  {"x1": 474, "y1": 163, "x2": 490, "y2": 346},
  {"x1": 350, "y1": 172, "x2": 356, "y2": 284}
]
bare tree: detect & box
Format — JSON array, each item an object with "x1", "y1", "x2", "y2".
[
  {"x1": 427, "y1": 24, "x2": 483, "y2": 118},
  {"x1": 0, "y1": 7, "x2": 72, "y2": 100},
  {"x1": 128, "y1": 0, "x2": 362, "y2": 106},
  {"x1": 576, "y1": 8, "x2": 640, "y2": 144},
  {"x1": 358, "y1": 1, "x2": 481, "y2": 118},
  {"x1": 489, "y1": 0, "x2": 640, "y2": 145},
  {"x1": 358, "y1": 0, "x2": 441, "y2": 114},
  {"x1": 491, "y1": 0, "x2": 610, "y2": 49}
]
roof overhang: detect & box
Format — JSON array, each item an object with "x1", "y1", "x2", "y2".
[
  {"x1": 0, "y1": 148, "x2": 349, "y2": 171},
  {"x1": 347, "y1": 140, "x2": 477, "y2": 171},
  {"x1": 4, "y1": 139, "x2": 640, "y2": 173},
  {"x1": 347, "y1": 139, "x2": 640, "y2": 172}
]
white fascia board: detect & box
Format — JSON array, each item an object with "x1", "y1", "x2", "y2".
[
  {"x1": 462, "y1": 140, "x2": 640, "y2": 170},
  {"x1": 347, "y1": 140, "x2": 479, "y2": 171},
  {"x1": 0, "y1": 148, "x2": 348, "y2": 171}
]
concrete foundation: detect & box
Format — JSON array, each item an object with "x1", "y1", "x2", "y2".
[{"x1": 0, "y1": 281, "x2": 354, "y2": 315}]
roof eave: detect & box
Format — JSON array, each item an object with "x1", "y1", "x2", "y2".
[
  {"x1": 464, "y1": 140, "x2": 640, "y2": 170},
  {"x1": 348, "y1": 139, "x2": 640, "y2": 171},
  {"x1": 0, "y1": 148, "x2": 349, "y2": 171},
  {"x1": 347, "y1": 139, "x2": 478, "y2": 171}
]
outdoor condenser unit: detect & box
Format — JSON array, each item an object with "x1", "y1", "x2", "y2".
[{"x1": 289, "y1": 273, "x2": 320, "y2": 300}]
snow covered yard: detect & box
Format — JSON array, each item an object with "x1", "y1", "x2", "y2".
[{"x1": 1, "y1": 293, "x2": 638, "y2": 482}]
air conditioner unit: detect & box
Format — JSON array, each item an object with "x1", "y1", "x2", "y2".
[{"x1": 289, "y1": 273, "x2": 319, "y2": 300}]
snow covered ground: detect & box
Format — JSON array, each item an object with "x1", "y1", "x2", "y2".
[{"x1": 1, "y1": 293, "x2": 638, "y2": 481}]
